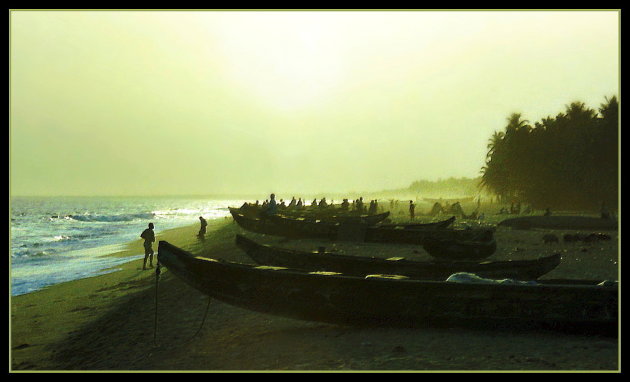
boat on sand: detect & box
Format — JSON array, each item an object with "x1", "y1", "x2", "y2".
[
  {"x1": 235, "y1": 234, "x2": 560, "y2": 280},
  {"x1": 158, "y1": 241, "x2": 617, "y2": 334}
]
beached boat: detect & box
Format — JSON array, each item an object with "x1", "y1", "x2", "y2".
[
  {"x1": 231, "y1": 210, "x2": 494, "y2": 245},
  {"x1": 231, "y1": 210, "x2": 337, "y2": 239},
  {"x1": 235, "y1": 235, "x2": 560, "y2": 280},
  {"x1": 498, "y1": 215, "x2": 618, "y2": 230},
  {"x1": 158, "y1": 241, "x2": 618, "y2": 334},
  {"x1": 229, "y1": 207, "x2": 390, "y2": 226}
]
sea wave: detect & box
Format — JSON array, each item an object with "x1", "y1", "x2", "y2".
[{"x1": 64, "y1": 212, "x2": 156, "y2": 222}]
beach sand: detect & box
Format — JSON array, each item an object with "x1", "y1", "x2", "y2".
[{"x1": 11, "y1": 212, "x2": 619, "y2": 371}]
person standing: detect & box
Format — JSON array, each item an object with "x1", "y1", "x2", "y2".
[
  {"x1": 141, "y1": 223, "x2": 156, "y2": 270},
  {"x1": 356, "y1": 197, "x2": 364, "y2": 214},
  {"x1": 261, "y1": 193, "x2": 278, "y2": 217},
  {"x1": 198, "y1": 216, "x2": 208, "y2": 237},
  {"x1": 409, "y1": 200, "x2": 415, "y2": 220}
]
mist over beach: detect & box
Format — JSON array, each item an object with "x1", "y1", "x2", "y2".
[{"x1": 10, "y1": 9, "x2": 619, "y2": 372}]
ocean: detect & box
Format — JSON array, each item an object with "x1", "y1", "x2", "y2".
[{"x1": 10, "y1": 196, "x2": 246, "y2": 296}]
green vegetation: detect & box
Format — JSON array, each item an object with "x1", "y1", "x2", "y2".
[
  {"x1": 408, "y1": 177, "x2": 481, "y2": 198},
  {"x1": 480, "y1": 96, "x2": 618, "y2": 211}
]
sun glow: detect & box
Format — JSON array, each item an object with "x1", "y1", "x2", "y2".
[{"x1": 211, "y1": 13, "x2": 347, "y2": 111}]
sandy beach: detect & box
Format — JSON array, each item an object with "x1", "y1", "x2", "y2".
[{"x1": 11, "y1": 211, "x2": 620, "y2": 372}]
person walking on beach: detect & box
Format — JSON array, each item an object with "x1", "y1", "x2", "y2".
[
  {"x1": 198, "y1": 216, "x2": 208, "y2": 237},
  {"x1": 141, "y1": 223, "x2": 156, "y2": 270}
]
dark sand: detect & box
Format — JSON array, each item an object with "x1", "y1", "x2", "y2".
[{"x1": 11, "y1": 211, "x2": 620, "y2": 372}]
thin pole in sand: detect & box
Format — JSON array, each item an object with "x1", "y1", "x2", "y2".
[{"x1": 153, "y1": 263, "x2": 161, "y2": 347}]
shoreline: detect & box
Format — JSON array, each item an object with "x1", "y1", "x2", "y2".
[
  {"x1": 11, "y1": 213, "x2": 619, "y2": 371},
  {"x1": 10, "y1": 217, "x2": 232, "y2": 370},
  {"x1": 10, "y1": 216, "x2": 230, "y2": 297}
]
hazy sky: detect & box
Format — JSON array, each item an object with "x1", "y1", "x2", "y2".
[{"x1": 10, "y1": 10, "x2": 619, "y2": 196}]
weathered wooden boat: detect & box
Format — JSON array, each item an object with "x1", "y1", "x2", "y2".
[
  {"x1": 158, "y1": 241, "x2": 618, "y2": 334},
  {"x1": 364, "y1": 223, "x2": 494, "y2": 246},
  {"x1": 229, "y1": 206, "x2": 390, "y2": 226},
  {"x1": 232, "y1": 210, "x2": 494, "y2": 246},
  {"x1": 422, "y1": 236, "x2": 497, "y2": 261},
  {"x1": 231, "y1": 210, "x2": 337, "y2": 239},
  {"x1": 498, "y1": 216, "x2": 618, "y2": 230},
  {"x1": 235, "y1": 235, "x2": 560, "y2": 280},
  {"x1": 376, "y1": 216, "x2": 456, "y2": 229}
]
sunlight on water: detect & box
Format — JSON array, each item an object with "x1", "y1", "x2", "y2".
[{"x1": 10, "y1": 197, "x2": 247, "y2": 296}]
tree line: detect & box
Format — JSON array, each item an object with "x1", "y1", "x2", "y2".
[
  {"x1": 408, "y1": 177, "x2": 482, "y2": 198},
  {"x1": 480, "y1": 96, "x2": 618, "y2": 211}
]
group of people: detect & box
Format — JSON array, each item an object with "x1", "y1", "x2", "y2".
[{"x1": 244, "y1": 194, "x2": 391, "y2": 216}]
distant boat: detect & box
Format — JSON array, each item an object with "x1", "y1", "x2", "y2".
[
  {"x1": 158, "y1": 241, "x2": 617, "y2": 334},
  {"x1": 235, "y1": 234, "x2": 560, "y2": 280},
  {"x1": 229, "y1": 206, "x2": 390, "y2": 226},
  {"x1": 498, "y1": 216, "x2": 618, "y2": 230},
  {"x1": 230, "y1": 210, "x2": 495, "y2": 248}
]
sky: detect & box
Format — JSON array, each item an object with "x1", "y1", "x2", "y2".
[{"x1": 9, "y1": 10, "x2": 620, "y2": 197}]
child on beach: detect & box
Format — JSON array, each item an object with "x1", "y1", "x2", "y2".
[{"x1": 140, "y1": 223, "x2": 155, "y2": 270}]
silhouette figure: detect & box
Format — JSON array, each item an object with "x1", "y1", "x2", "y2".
[
  {"x1": 198, "y1": 216, "x2": 207, "y2": 237},
  {"x1": 265, "y1": 193, "x2": 278, "y2": 216},
  {"x1": 140, "y1": 223, "x2": 155, "y2": 270}
]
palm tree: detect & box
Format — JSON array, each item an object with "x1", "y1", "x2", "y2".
[{"x1": 485, "y1": 131, "x2": 505, "y2": 159}]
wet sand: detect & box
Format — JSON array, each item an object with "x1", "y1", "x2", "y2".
[{"x1": 11, "y1": 212, "x2": 620, "y2": 371}]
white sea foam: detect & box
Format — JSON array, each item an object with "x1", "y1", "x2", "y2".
[{"x1": 10, "y1": 196, "x2": 246, "y2": 296}]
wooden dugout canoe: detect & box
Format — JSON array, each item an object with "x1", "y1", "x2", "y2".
[
  {"x1": 231, "y1": 210, "x2": 493, "y2": 245},
  {"x1": 235, "y1": 234, "x2": 560, "y2": 280},
  {"x1": 229, "y1": 206, "x2": 390, "y2": 226},
  {"x1": 157, "y1": 241, "x2": 618, "y2": 334}
]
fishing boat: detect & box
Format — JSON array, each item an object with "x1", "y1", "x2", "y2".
[
  {"x1": 231, "y1": 210, "x2": 494, "y2": 246},
  {"x1": 498, "y1": 216, "x2": 618, "y2": 230},
  {"x1": 158, "y1": 241, "x2": 618, "y2": 334},
  {"x1": 231, "y1": 210, "x2": 337, "y2": 239},
  {"x1": 229, "y1": 207, "x2": 390, "y2": 226},
  {"x1": 235, "y1": 235, "x2": 560, "y2": 280}
]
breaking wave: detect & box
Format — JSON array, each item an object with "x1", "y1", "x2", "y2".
[{"x1": 65, "y1": 212, "x2": 156, "y2": 222}]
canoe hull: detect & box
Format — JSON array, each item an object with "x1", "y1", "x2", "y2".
[
  {"x1": 158, "y1": 241, "x2": 617, "y2": 334},
  {"x1": 235, "y1": 235, "x2": 560, "y2": 280},
  {"x1": 231, "y1": 206, "x2": 390, "y2": 225}
]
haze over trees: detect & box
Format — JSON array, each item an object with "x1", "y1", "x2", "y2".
[
  {"x1": 480, "y1": 96, "x2": 619, "y2": 211},
  {"x1": 408, "y1": 177, "x2": 482, "y2": 199}
]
